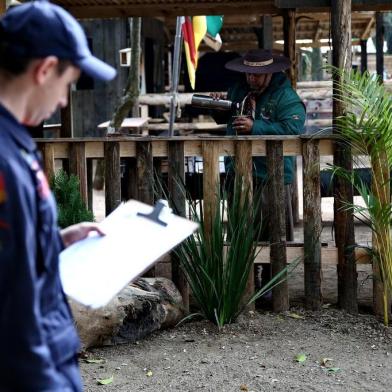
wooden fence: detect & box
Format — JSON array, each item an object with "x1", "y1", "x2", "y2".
[{"x1": 37, "y1": 135, "x2": 377, "y2": 315}]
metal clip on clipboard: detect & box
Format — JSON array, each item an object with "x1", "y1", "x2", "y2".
[{"x1": 137, "y1": 200, "x2": 169, "y2": 227}]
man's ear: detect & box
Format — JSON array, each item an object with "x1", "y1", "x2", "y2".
[{"x1": 32, "y1": 56, "x2": 59, "y2": 85}]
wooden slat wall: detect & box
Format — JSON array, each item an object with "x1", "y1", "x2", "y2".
[{"x1": 37, "y1": 136, "x2": 373, "y2": 314}]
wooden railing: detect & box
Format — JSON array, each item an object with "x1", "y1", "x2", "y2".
[{"x1": 37, "y1": 135, "x2": 374, "y2": 314}]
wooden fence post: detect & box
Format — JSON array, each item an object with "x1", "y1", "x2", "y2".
[
  {"x1": 372, "y1": 152, "x2": 391, "y2": 321},
  {"x1": 40, "y1": 143, "x2": 55, "y2": 181},
  {"x1": 136, "y1": 141, "x2": 155, "y2": 276},
  {"x1": 69, "y1": 142, "x2": 88, "y2": 207},
  {"x1": 302, "y1": 138, "x2": 322, "y2": 310},
  {"x1": 332, "y1": 0, "x2": 357, "y2": 313},
  {"x1": 168, "y1": 141, "x2": 189, "y2": 312},
  {"x1": 267, "y1": 140, "x2": 289, "y2": 312},
  {"x1": 235, "y1": 140, "x2": 255, "y2": 309},
  {"x1": 202, "y1": 140, "x2": 220, "y2": 241},
  {"x1": 104, "y1": 141, "x2": 121, "y2": 216}
]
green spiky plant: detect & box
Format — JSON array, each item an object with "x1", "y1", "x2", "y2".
[
  {"x1": 160, "y1": 174, "x2": 300, "y2": 328},
  {"x1": 50, "y1": 169, "x2": 94, "y2": 228},
  {"x1": 331, "y1": 68, "x2": 392, "y2": 325}
]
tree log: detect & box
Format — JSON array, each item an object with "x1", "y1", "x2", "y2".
[{"x1": 70, "y1": 277, "x2": 184, "y2": 349}]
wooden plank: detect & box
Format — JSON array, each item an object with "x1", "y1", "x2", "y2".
[
  {"x1": 255, "y1": 246, "x2": 370, "y2": 264},
  {"x1": 202, "y1": 141, "x2": 220, "y2": 242},
  {"x1": 69, "y1": 142, "x2": 88, "y2": 206},
  {"x1": 266, "y1": 140, "x2": 289, "y2": 312},
  {"x1": 168, "y1": 141, "x2": 189, "y2": 312},
  {"x1": 235, "y1": 141, "x2": 254, "y2": 309},
  {"x1": 302, "y1": 139, "x2": 322, "y2": 310},
  {"x1": 332, "y1": 0, "x2": 357, "y2": 313},
  {"x1": 104, "y1": 141, "x2": 121, "y2": 216}
]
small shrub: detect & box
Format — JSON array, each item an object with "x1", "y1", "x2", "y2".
[{"x1": 50, "y1": 169, "x2": 94, "y2": 228}]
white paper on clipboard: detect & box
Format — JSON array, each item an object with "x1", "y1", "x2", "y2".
[{"x1": 59, "y1": 200, "x2": 198, "y2": 309}]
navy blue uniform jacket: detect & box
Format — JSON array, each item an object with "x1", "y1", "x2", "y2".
[{"x1": 0, "y1": 104, "x2": 80, "y2": 390}]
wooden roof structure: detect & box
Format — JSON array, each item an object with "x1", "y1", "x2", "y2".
[
  {"x1": 50, "y1": 0, "x2": 392, "y2": 18},
  {"x1": 50, "y1": 1, "x2": 391, "y2": 51}
]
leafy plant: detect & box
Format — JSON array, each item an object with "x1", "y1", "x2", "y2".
[
  {"x1": 331, "y1": 68, "x2": 392, "y2": 325},
  {"x1": 50, "y1": 169, "x2": 94, "y2": 228},
  {"x1": 167, "y1": 175, "x2": 300, "y2": 328}
]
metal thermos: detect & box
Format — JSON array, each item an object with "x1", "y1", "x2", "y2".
[{"x1": 191, "y1": 94, "x2": 240, "y2": 111}]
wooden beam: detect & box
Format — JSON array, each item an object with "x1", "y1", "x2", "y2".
[
  {"x1": 254, "y1": 246, "x2": 370, "y2": 264},
  {"x1": 65, "y1": 2, "x2": 278, "y2": 19},
  {"x1": 332, "y1": 0, "x2": 357, "y2": 313},
  {"x1": 361, "y1": 15, "x2": 375, "y2": 40},
  {"x1": 276, "y1": 0, "x2": 392, "y2": 11}
]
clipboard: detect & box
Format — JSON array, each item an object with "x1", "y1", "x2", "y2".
[{"x1": 59, "y1": 200, "x2": 198, "y2": 309}]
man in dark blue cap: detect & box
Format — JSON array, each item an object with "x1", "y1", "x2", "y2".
[{"x1": 0, "y1": 1, "x2": 116, "y2": 390}]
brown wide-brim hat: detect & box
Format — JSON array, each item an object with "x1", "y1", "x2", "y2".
[{"x1": 225, "y1": 49, "x2": 291, "y2": 74}]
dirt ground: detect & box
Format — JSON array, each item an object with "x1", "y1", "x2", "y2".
[
  {"x1": 80, "y1": 218, "x2": 392, "y2": 391},
  {"x1": 80, "y1": 308, "x2": 392, "y2": 391}
]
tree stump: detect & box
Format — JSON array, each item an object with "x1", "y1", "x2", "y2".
[{"x1": 70, "y1": 277, "x2": 184, "y2": 349}]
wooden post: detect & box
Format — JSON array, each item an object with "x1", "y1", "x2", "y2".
[
  {"x1": 69, "y1": 142, "x2": 88, "y2": 206},
  {"x1": 332, "y1": 0, "x2": 357, "y2": 313},
  {"x1": 202, "y1": 141, "x2": 220, "y2": 242},
  {"x1": 283, "y1": 9, "x2": 297, "y2": 89},
  {"x1": 266, "y1": 140, "x2": 288, "y2": 312},
  {"x1": 60, "y1": 89, "x2": 73, "y2": 138},
  {"x1": 168, "y1": 141, "x2": 189, "y2": 312},
  {"x1": 40, "y1": 143, "x2": 55, "y2": 181},
  {"x1": 136, "y1": 141, "x2": 155, "y2": 277},
  {"x1": 283, "y1": 9, "x2": 299, "y2": 228},
  {"x1": 360, "y1": 39, "x2": 368, "y2": 74},
  {"x1": 302, "y1": 139, "x2": 322, "y2": 310},
  {"x1": 255, "y1": 15, "x2": 273, "y2": 50},
  {"x1": 372, "y1": 152, "x2": 391, "y2": 322},
  {"x1": 234, "y1": 140, "x2": 254, "y2": 309},
  {"x1": 104, "y1": 141, "x2": 121, "y2": 216},
  {"x1": 376, "y1": 12, "x2": 384, "y2": 82}
]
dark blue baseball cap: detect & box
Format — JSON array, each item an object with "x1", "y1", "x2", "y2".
[{"x1": 0, "y1": 0, "x2": 116, "y2": 81}]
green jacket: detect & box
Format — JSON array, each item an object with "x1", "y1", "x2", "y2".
[{"x1": 223, "y1": 72, "x2": 306, "y2": 184}]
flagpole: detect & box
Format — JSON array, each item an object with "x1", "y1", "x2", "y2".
[{"x1": 169, "y1": 16, "x2": 183, "y2": 137}]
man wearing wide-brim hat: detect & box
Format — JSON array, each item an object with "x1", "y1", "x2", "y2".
[{"x1": 212, "y1": 48, "x2": 305, "y2": 237}]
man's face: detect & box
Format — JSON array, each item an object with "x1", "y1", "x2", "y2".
[
  {"x1": 245, "y1": 72, "x2": 272, "y2": 92},
  {"x1": 23, "y1": 60, "x2": 80, "y2": 126}
]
